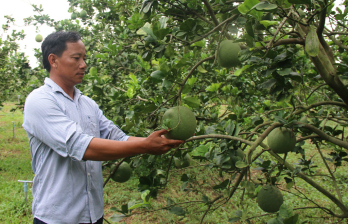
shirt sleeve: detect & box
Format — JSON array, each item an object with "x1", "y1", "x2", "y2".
[
  {"x1": 23, "y1": 92, "x2": 93, "y2": 161},
  {"x1": 95, "y1": 102, "x2": 130, "y2": 141}
]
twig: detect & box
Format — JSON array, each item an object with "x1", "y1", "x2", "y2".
[
  {"x1": 266, "y1": 11, "x2": 291, "y2": 49},
  {"x1": 306, "y1": 83, "x2": 328, "y2": 100},
  {"x1": 174, "y1": 56, "x2": 215, "y2": 105},
  {"x1": 314, "y1": 141, "x2": 343, "y2": 202},
  {"x1": 199, "y1": 195, "x2": 223, "y2": 224}
]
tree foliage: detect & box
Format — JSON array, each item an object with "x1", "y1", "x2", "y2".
[{"x1": 5, "y1": 0, "x2": 348, "y2": 222}]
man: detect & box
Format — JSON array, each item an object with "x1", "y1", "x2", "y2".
[{"x1": 22, "y1": 31, "x2": 183, "y2": 224}]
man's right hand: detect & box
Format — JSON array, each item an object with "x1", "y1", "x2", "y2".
[{"x1": 144, "y1": 129, "x2": 184, "y2": 155}]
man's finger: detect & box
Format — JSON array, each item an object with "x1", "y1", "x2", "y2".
[
  {"x1": 167, "y1": 139, "x2": 185, "y2": 145},
  {"x1": 155, "y1": 129, "x2": 169, "y2": 136}
]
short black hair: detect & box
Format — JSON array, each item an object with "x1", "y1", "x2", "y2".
[{"x1": 41, "y1": 31, "x2": 82, "y2": 72}]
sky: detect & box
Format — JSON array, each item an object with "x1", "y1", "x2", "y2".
[
  {"x1": 0, "y1": 0, "x2": 345, "y2": 68},
  {"x1": 0, "y1": 0, "x2": 71, "y2": 68}
]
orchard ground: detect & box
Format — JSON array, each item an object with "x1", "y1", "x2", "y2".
[{"x1": 0, "y1": 102, "x2": 347, "y2": 223}]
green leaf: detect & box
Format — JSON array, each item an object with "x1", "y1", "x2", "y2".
[
  {"x1": 154, "y1": 28, "x2": 170, "y2": 40},
  {"x1": 283, "y1": 214, "x2": 299, "y2": 224},
  {"x1": 246, "y1": 21, "x2": 254, "y2": 37},
  {"x1": 150, "y1": 70, "x2": 164, "y2": 80},
  {"x1": 127, "y1": 87, "x2": 135, "y2": 99},
  {"x1": 255, "y1": 2, "x2": 278, "y2": 11},
  {"x1": 213, "y1": 179, "x2": 230, "y2": 189},
  {"x1": 192, "y1": 145, "x2": 209, "y2": 157},
  {"x1": 140, "y1": 27, "x2": 158, "y2": 40},
  {"x1": 246, "y1": 181, "x2": 255, "y2": 193},
  {"x1": 183, "y1": 96, "x2": 201, "y2": 108},
  {"x1": 202, "y1": 195, "x2": 209, "y2": 203},
  {"x1": 197, "y1": 65, "x2": 208, "y2": 73},
  {"x1": 94, "y1": 53, "x2": 106, "y2": 59},
  {"x1": 277, "y1": 68, "x2": 292, "y2": 76},
  {"x1": 159, "y1": 17, "x2": 169, "y2": 29},
  {"x1": 267, "y1": 217, "x2": 283, "y2": 224},
  {"x1": 235, "y1": 161, "x2": 248, "y2": 168},
  {"x1": 190, "y1": 40, "x2": 206, "y2": 48},
  {"x1": 89, "y1": 67, "x2": 97, "y2": 76},
  {"x1": 170, "y1": 207, "x2": 185, "y2": 216},
  {"x1": 279, "y1": 204, "x2": 292, "y2": 218},
  {"x1": 205, "y1": 83, "x2": 222, "y2": 92},
  {"x1": 234, "y1": 65, "x2": 251, "y2": 76},
  {"x1": 260, "y1": 20, "x2": 278, "y2": 28},
  {"x1": 110, "y1": 214, "x2": 126, "y2": 222},
  {"x1": 288, "y1": 0, "x2": 311, "y2": 4}
]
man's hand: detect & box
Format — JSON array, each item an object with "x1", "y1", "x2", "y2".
[{"x1": 144, "y1": 129, "x2": 184, "y2": 155}]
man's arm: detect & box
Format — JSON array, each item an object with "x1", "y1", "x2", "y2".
[{"x1": 83, "y1": 129, "x2": 183, "y2": 161}]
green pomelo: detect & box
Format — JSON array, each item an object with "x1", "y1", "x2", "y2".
[
  {"x1": 80, "y1": 10, "x2": 87, "y2": 19},
  {"x1": 163, "y1": 106, "x2": 196, "y2": 140},
  {"x1": 71, "y1": 13, "x2": 77, "y2": 20},
  {"x1": 109, "y1": 60, "x2": 116, "y2": 66},
  {"x1": 267, "y1": 127, "x2": 296, "y2": 154},
  {"x1": 35, "y1": 34, "x2": 43, "y2": 43},
  {"x1": 217, "y1": 40, "x2": 241, "y2": 68},
  {"x1": 174, "y1": 153, "x2": 191, "y2": 168},
  {"x1": 257, "y1": 185, "x2": 283, "y2": 213},
  {"x1": 111, "y1": 162, "x2": 132, "y2": 183}
]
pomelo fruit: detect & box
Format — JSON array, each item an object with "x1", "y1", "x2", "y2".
[
  {"x1": 267, "y1": 127, "x2": 296, "y2": 154},
  {"x1": 162, "y1": 106, "x2": 196, "y2": 140},
  {"x1": 217, "y1": 40, "x2": 241, "y2": 68},
  {"x1": 80, "y1": 10, "x2": 87, "y2": 19},
  {"x1": 257, "y1": 185, "x2": 283, "y2": 213},
  {"x1": 174, "y1": 153, "x2": 191, "y2": 168},
  {"x1": 111, "y1": 162, "x2": 132, "y2": 183},
  {"x1": 71, "y1": 13, "x2": 77, "y2": 20},
  {"x1": 109, "y1": 60, "x2": 116, "y2": 66},
  {"x1": 35, "y1": 34, "x2": 43, "y2": 43}
]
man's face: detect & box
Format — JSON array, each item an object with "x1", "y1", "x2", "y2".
[{"x1": 54, "y1": 40, "x2": 87, "y2": 86}]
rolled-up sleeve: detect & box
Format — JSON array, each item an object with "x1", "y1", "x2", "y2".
[{"x1": 23, "y1": 92, "x2": 93, "y2": 161}]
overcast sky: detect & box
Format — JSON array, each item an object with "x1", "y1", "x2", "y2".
[
  {"x1": 0, "y1": 0, "x2": 71, "y2": 68},
  {"x1": 0, "y1": 0, "x2": 345, "y2": 68}
]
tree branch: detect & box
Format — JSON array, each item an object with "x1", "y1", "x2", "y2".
[
  {"x1": 202, "y1": 0, "x2": 219, "y2": 27},
  {"x1": 174, "y1": 56, "x2": 215, "y2": 105}
]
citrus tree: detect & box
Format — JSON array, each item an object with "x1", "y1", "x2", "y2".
[
  {"x1": 22, "y1": 0, "x2": 348, "y2": 223},
  {"x1": 0, "y1": 16, "x2": 32, "y2": 107}
]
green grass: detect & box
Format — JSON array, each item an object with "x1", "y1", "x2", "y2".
[
  {"x1": 0, "y1": 102, "x2": 34, "y2": 223},
  {"x1": 1, "y1": 102, "x2": 348, "y2": 223}
]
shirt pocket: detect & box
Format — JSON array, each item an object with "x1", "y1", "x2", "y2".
[{"x1": 85, "y1": 114, "x2": 98, "y2": 136}]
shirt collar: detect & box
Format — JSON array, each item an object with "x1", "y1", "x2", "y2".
[{"x1": 44, "y1": 77, "x2": 82, "y2": 101}]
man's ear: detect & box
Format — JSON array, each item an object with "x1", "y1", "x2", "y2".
[{"x1": 48, "y1": 53, "x2": 58, "y2": 69}]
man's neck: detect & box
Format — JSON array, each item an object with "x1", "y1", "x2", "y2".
[{"x1": 49, "y1": 76, "x2": 75, "y2": 99}]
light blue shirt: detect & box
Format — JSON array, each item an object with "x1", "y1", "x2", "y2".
[{"x1": 23, "y1": 78, "x2": 129, "y2": 224}]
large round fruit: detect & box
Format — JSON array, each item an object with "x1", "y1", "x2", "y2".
[
  {"x1": 174, "y1": 153, "x2": 191, "y2": 168},
  {"x1": 217, "y1": 40, "x2": 241, "y2": 68},
  {"x1": 80, "y1": 10, "x2": 87, "y2": 19},
  {"x1": 109, "y1": 60, "x2": 116, "y2": 66},
  {"x1": 71, "y1": 13, "x2": 77, "y2": 20},
  {"x1": 111, "y1": 162, "x2": 132, "y2": 183},
  {"x1": 257, "y1": 185, "x2": 283, "y2": 213},
  {"x1": 35, "y1": 34, "x2": 43, "y2": 43},
  {"x1": 267, "y1": 127, "x2": 296, "y2": 154},
  {"x1": 162, "y1": 106, "x2": 196, "y2": 140}
]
